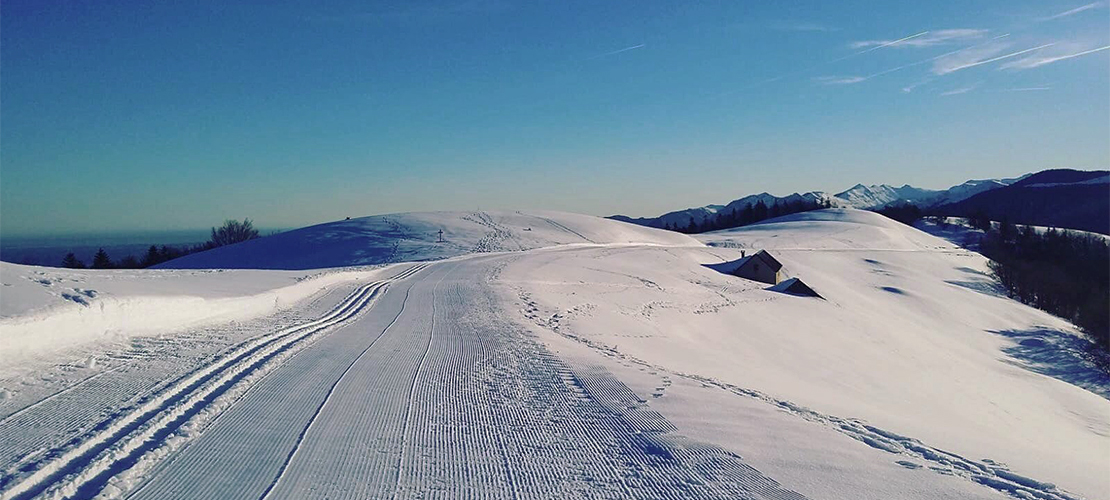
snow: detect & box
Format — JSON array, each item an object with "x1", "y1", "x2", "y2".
[
  {"x1": 832, "y1": 177, "x2": 1022, "y2": 209},
  {"x1": 157, "y1": 210, "x2": 696, "y2": 270},
  {"x1": 0, "y1": 263, "x2": 383, "y2": 366},
  {"x1": 505, "y1": 209, "x2": 1108, "y2": 499},
  {"x1": 0, "y1": 208, "x2": 1105, "y2": 500},
  {"x1": 912, "y1": 217, "x2": 1110, "y2": 249},
  {"x1": 1, "y1": 211, "x2": 695, "y2": 365}
]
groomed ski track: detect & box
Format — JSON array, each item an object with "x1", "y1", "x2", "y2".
[{"x1": 1, "y1": 256, "x2": 809, "y2": 500}]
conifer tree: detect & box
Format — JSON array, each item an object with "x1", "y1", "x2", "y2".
[
  {"x1": 91, "y1": 248, "x2": 113, "y2": 269},
  {"x1": 61, "y1": 253, "x2": 85, "y2": 269}
]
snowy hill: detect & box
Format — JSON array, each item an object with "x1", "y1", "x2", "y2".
[
  {"x1": 159, "y1": 210, "x2": 697, "y2": 270},
  {"x1": 1, "y1": 208, "x2": 1106, "y2": 500},
  {"x1": 2, "y1": 211, "x2": 696, "y2": 359},
  {"x1": 508, "y1": 208, "x2": 1108, "y2": 499}
]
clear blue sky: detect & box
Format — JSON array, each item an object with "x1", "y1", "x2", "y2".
[{"x1": 2, "y1": 0, "x2": 1108, "y2": 236}]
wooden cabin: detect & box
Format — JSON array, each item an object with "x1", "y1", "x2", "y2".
[{"x1": 730, "y1": 250, "x2": 783, "y2": 285}]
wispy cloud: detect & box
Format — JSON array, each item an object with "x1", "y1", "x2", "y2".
[
  {"x1": 859, "y1": 35, "x2": 1013, "y2": 83},
  {"x1": 1040, "y1": 2, "x2": 1106, "y2": 21},
  {"x1": 1000, "y1": 44, "x2": 1110, "y2": 69},
  {"x1": 851, "y1": 29, "x2": 989, "y2": 49},
  {"x1": 813, "y1": 76, "x2": 867, "y2": 85},
  {"x1": 932, "y1": 42, "x2": 1055, "y2": 74},
  {"x1": 770, "y1": 21, "x2": 838, "y2": 32},
  {"x1": 902, "y1": 80, "x2": 931, "y2": 93},
  {"x1": 588, "y1": 44, "x2": 645, "y2": 60},
  {"x1": 850, "y1": 31, "x2": 931, "y2": 53},
  {"x1": 996, "y1": 87, "x2": 1052, "y2": 92},
  {"x1": 941, "y1": 83, "x2": 979, "y2": 96}
]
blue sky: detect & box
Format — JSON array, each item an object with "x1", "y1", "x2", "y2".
[{"x1": 2, "y1": 0, "x2": 1108, "y2": 235}]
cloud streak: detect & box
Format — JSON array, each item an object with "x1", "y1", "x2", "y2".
[
  {"x1": 996, "y1": 87, "x2": 1052, "y2": 92},
  {"x1": 814, "y1": 76, "x2": 867, "y2": 85},
  {"x1": 933, "y1": 43, "x2": 1055, "y2": 74},
  {"x1": 851, "y1": 31, "x2": 931, "y2": 53},
  {"x1": 1040, "y1": 2, "x2": 1106, "y2": 21},
  {"x1": 851, "y1": 29, "x2": 988, "y2": 49},
  {"x1": 1000, "y1": 45, "x2": 1110, "y2": 69},
  {"x1": 589, "y1": 44, "x2": 645, "y2": 59},
  {"x1": 940, "y1": 85, "x2": 977, "y2": 96}
]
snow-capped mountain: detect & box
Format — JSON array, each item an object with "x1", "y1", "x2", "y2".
[
  {"x1": 611, "y1": 175, "x2": 1025, "y2": 228},
  {"x1": 833, "y1": 176, "x2": 1025, "y2": 209},
  {"x1": 833, "y1": 184, "x2": 938, "y2": 209},
  {"x1": 722, "y1": 191, "x2": 836, "y2": 213}
]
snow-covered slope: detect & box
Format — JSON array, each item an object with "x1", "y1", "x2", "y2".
[
  {"x1": 160, "y1": 210, "x2": 697, "y2": 270},
  {"x1": 1, "y1": 211, "x2": 696, "y2": 362},
  {"x1": 506, "y1": 208, "x2": 1109, "y2": 499}
]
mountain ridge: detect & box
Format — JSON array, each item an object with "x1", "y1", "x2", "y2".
[{"x1": 609, "y1": 173, "x2": 1035, "y2": 229}]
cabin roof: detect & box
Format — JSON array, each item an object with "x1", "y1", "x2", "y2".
[
  {"x1": 734, "y1": 250, "x2": 783, "y2": 271},
  {"x1": 769, "y1": 277, "x2": 821, "y2": 298}
]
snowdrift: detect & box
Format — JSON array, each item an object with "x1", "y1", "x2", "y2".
[
  {"x1": 0, "y1": 262, "x2": 382, "y2": 365},
  {"x1": 158, "y1": 210, "x2": 698, "y2": 270}
]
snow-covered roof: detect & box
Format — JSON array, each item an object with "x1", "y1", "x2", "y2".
[
  {"x1": 735, "y1": 250, "x2": 782, "y2": 271},
  {"x1": 768, "y1": 277, "x2": 821, "y2": 297}
]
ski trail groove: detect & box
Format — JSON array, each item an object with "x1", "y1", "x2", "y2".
[
  {"x1": 258, "y1": 282, "x2": 416, "y2": 500},
  {"x1": 0, "y1": 264, "x2": 428, "y2": 500},
  {"x1": 392, "y1": 263, "x2": 456, "y2": 499},
  {"x1": 0, "y1": 367, "x2": 124, "y2": 429}
]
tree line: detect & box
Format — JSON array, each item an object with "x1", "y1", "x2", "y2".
[
  {"x1": 879, "y1": 208, "x2": 1109, "y2": 357},
  {"x1": 59, "y1": 219, "x2": 262, "y2": 269},
  {"x1": 665, "y1": 198, "x2": 833, "y2": 234},
  {"x1": 979, "y1": 222, "x2": 1109, "y2": 353}
]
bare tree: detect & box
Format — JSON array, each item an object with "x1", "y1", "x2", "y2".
[{"x1": 208, "y1": 218, "x2": 261, "y2": 248}]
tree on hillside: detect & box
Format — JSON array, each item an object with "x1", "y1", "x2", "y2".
[
  {"x1": 209, "y1": 218, "x2": 261, "y2": 248},
  {"x1": 753, "y1": 200, "x2": 768, "y2": 221},
  {"x1": 61, "y1": 253, "x2": 85, "y2": 269},
  {"x1": 117, "y1": 255, "x2": 142, "y2": 269},
  {"x1": 142, "y1": 245, "x2": 161, "y2": 267},
  {"x1": 91, "y1": 248, "x2": 113, "y2": 269}
]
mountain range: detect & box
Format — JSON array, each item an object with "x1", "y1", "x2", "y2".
[
  {"x1": 935, "y1": 169, "x2": 1109, "y2": 234},
  {"x1": 609, "y1": 169, "x2": 1107, "y2": 234}
]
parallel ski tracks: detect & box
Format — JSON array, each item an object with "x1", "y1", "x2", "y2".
[{"x1": 0, "y1": 263, "x2": 429, "y2": 500}]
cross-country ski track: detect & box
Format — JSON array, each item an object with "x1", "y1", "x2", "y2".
[
  {"x1": 0, "y1": 209, "x2": 1103, "y2": 500},
  {"x1": 0, "y1": 257, "x2": 811, "y2": 500}
]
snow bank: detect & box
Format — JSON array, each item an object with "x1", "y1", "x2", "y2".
[
  {"x1": 157, "y1": 210, "x2": 699, "y2": 270},
  {"x1": 0, "y1": 262, "x2": 382, "y2": 365}
]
